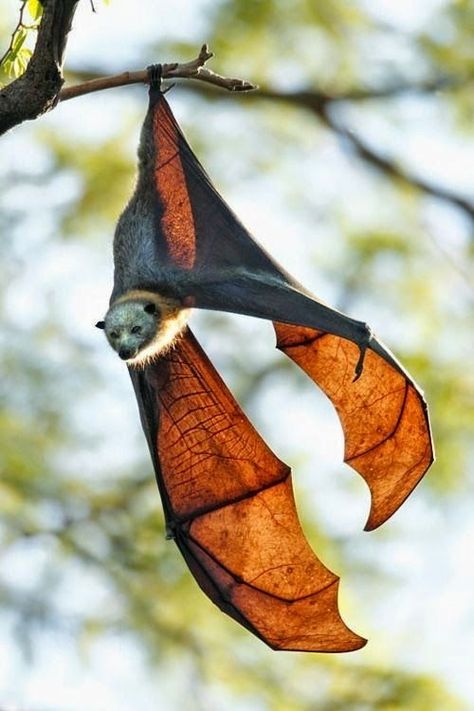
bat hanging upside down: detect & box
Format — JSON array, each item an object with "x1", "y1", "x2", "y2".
[{"x1": 96, "y1": 65, "x2": 434, "y2": 652}]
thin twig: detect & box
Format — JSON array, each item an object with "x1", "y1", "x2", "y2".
[
  {"x1": 59, "y1": 44, "x2": 256, "y2": 102},
  {"x1": 0, "y1": 2, "x2": 25, "y2": 67},
  {"x1": 0, "y1": 0, "x2": 40, "y2": 69},
  {"x1": 62, "y1": 68, "x2": 469, "y2": 105}
]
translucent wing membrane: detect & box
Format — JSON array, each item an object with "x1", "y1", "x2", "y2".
[
  {"x1": 274, "y1": 324, "x2": 433, "y2": 530},
  {"x1": 148, "y1": 87, "x2": 292, "y2": 276},
  {"x1": 130, "y1": 329, "x2": 366, "y2": 652}
]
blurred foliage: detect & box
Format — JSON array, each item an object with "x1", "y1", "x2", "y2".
[
  {"x1": 38, "y1": 125, "x2": 137, "y2": 235},
  {"x1": 0, "y1": 0, "x2": 42, "y2": 86},
  {"x1": 1, "y1": 0, "x2": 473, "y2": 708}
]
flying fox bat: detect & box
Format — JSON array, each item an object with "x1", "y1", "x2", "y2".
[{"x1": 96, "y1": 66, "x2": 434, "y2": 651}]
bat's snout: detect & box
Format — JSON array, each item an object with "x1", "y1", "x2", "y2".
[{"x1": 119, "y1": 346, "x2": 138, "y2": 361}]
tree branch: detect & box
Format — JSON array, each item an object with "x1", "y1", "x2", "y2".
[
  {"x1": 319, "y1": 106, "x2": 474, "y2": 222},
  {"x1": 59, "y1": 44, "x2": 256, "y2": 102},
  {"x1": 0, "y1": 0, "x2": 80, "y2": 136},
  {"x1": 190, "y1": 83, "x2": 474, "y2": 225},
  {"x1": 62, "y1": 68, "x2": 467, "y2": 105},
  {"x1": 310, "y1": 75, "x2": 466, "y2": 103},
  {"x1": 257, "y1": 88, "x2": 474, "y2": 224}
]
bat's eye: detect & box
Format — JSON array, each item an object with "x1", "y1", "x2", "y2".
[
  {"x1": 131, "y1": 325, "x2": 142, "y2": 335},
  {"x1": 110, "y1": 331, "x2": 119, "y2": 339},
  {"x1": 144, "y1": 303, "x2": 157, "y2": 315}
]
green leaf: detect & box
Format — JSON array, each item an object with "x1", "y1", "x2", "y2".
[
  {"x1": 11, "y1": 27, "x2": 27, "y2": 55},
  {"x1": 16, "y1": 47, "x2": 32, "y2": 73},
  {"x1": 26, "y1": 0, "x2": 43, "y2": 21}
]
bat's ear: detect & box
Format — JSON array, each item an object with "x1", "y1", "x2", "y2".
[
  {"x1": 95, "y1": 320, "x2": 106, "y2": 329},
  {"x1": 144, "y1": 303, "x2": 157, "y2": 315}
]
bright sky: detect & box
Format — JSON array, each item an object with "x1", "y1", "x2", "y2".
[{"x1": 0, "y1": 0, "x2": 473, "y2": 708}]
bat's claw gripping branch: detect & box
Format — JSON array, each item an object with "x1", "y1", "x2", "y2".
[{"x1": 147, "y1": 63, "x2": 163, "y2": 90}]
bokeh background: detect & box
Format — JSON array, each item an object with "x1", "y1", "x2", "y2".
[{"x1": 1, "y1": 0, "x2": 473, "y2": 708}]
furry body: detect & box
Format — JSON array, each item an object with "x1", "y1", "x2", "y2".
[{"x1": 98, "y1": 106, "x2": 192, "y2": 365}]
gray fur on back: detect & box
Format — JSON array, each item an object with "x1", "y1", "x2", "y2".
[{"x1": 111, "y1": 110, "x2": 165, "y2": 303}]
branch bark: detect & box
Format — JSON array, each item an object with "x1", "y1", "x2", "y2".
[{"x1": 0, "y1": 0, "x2": 80, "y2": 136}]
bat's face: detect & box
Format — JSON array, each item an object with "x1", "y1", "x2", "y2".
[
  {"x1": 96, "y1": 293, "x2": 190, "y2": 367},
  {"x1": 97, "y1": 299, "x2": 160, "y2": 363}
]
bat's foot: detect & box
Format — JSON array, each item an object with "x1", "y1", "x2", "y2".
[
  {"x1": 353, "y1": 325, "x2": 373, "y2": 382},
  {"x1": 147, "y1": 63, "x2": 163, "y2": 91}
]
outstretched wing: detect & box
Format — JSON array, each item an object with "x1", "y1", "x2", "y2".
[
  {"x1": 129, "y1": 87, "x2": 434, "y2": 526},
  {"x1": 274, "y1": 324, "x2": 433, "y2": 530},
  {"x1": 130, "y1": 328, "x2": 366, "y2": 652}
]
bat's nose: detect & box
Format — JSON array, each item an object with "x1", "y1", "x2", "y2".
[{"x1": 119, "y1": 347, "x2": 137, "y2": 361}]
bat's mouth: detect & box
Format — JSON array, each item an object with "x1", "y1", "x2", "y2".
[{"x1": 119, "y1": 347, "x2": 138, "y2": 361}]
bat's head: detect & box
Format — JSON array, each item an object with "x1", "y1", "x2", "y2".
[
  {"x1": 96, "y1": 298, "x2": 160, "y2": 363},
  {"x1": 96, "y1": 291, "x2": 189, "y2": 367}
]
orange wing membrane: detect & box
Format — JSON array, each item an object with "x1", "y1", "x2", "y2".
[
  {"x1": 152, "y1": 99, "x2": 196, "y2": 269},
  {"x1": 274, "y1": 324, "x2": 433, "y2": 530},
  {"x1": 130, "y1": 329, "x2": 366, "y2": 652}
]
